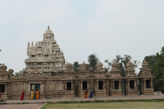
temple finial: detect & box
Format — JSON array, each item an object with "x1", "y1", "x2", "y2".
[{"x1": 48, "y1": 25, "x2": 50, "y2": 30}]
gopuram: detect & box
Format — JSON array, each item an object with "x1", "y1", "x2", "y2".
[{"x1": 0, "y1": 27, "x2": 154, "y2": 100}]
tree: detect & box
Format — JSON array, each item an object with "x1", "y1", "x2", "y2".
[
  {"x1": 105, "y1": 55, "x2": 138, "y2": 75},
  {"x1": 88, "y1": 54, "x2": 98, "y2": 71},
  {"x1": 144, "y1": 46, "x2": 164, "y2": 92},
  {"x1": 73, "y1": 62, "x2": 80, "y2": 73}
]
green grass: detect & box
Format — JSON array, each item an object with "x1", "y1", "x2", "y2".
[{"x1": 41, "y1": 101, "x2": 164, "y2": 109}]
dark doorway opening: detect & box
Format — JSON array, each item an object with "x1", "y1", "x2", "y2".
[
  {"x1": 83, "y1": 82, "x2": 87, "y2": 90},
  {"x1": 114, "y1": 81, "x2": 119, "y2": 89},
  {"x1": 146, "y1": 80, "x2": 151, "y2": 88},
  {"x1": 0, "y1": 84, "x2": 5, "y2": 93},
  {"x1": 98, "y1": 81, "x2": 103, "y2": 90},
  {"x1": 67, "y1": 82, "x2": 71, "y2": 91},
  {"x1": 130, "y1": 80, "x2": 134, "y2": 89}
]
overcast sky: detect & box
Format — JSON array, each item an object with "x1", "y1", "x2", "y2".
[{"x1": 0, "y1": 0, "x2": 164, "y2": 73}]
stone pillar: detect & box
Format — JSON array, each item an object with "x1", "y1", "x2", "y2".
[
  {"x1": 80, "y1": 81, "x2": 82, "y2": 91},
  {"x1": 126, "y1": 79, "x2": 130, "y2": 95},
  {"x1": 119, "y1": 80, "x2": 121, "y2": 91},
  {"x1": 112, "y1": 80, "x2": 114, "y2": 89},
  {"x1": 64, "y1": 81, "x2": 66, "y2": 90},
  {"x1": 150, "y1": 79, "x2": 153, "y2": 88},
  {"x1": 127, "y1": 79, "x2": 129, "y2": 92},
  {"x1": 142, "y1": 79, "x2": 144, "y2": 92},
  {"x1": 88, "y1": 80, "x2": 90, "y2": 90},
  {"x1": 134, "y1": 80, "x2": 137, "y2": 90},
  {"x1": 144, "y1": 79, "x2": 146, "y2": 89},
  {"x1": 105, "y1": 79, "x2": 109, "y2": 96},
  {"x1": 71, "y1": 80, "x2": 73, "y2": 91}
]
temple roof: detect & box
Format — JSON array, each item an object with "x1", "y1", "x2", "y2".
[
  {"x1": 142, "y1": 60, "x2": 149, "y2": 66},
  {"x1": 0, "y1": 64, "x2": 7, "y2": 71}
]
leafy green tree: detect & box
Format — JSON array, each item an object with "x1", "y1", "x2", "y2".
[
  {"x1": 73, "y1": 62, "x2": 80, "y2": 73},
  {"x1": 145, "y1": 46, "x2": 164, "y2": 92},
  {"x1": 88, "y1": 54, "x2": 98, "y2": 71}
]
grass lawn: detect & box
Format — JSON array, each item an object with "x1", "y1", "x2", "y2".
[{"x1": 41, "y1": 101, "x2": 164, "y2": 109}]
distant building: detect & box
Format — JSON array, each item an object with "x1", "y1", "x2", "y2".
[{"x1": 0, "y1": 27, "x2": 154, "y2": 100}]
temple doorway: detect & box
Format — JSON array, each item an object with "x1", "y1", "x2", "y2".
[
  {"x1": 30, "y1": 84, "x2": 40, "y2": 91},
  {"x1": 30, "y1": 84, "x2": 40, "y2": 99}
]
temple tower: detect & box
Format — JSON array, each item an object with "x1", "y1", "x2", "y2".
[{"x1": 25, "y1": 26, "x2": 65, "y2": 76}]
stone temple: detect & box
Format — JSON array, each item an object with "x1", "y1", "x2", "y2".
[
  {"x1": 0, "y1": 27, "x2": 154, "y2": 100},
  {"x1": 25, "y1": 26, "x2": 65, "y2": 76}
]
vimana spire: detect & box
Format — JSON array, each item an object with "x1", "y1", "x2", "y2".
[{"x1": 25, "y1": 27, "x2": 65, "y2": 76}]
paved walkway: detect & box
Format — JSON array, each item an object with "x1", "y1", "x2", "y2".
[
  {"x1": 0, "y1": 95, "x2": 163, "y2": 109},
  {"x1": 1, "y1": 95, "x2": 164, "y2": 104}
]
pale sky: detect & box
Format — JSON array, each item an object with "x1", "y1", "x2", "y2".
[{"x1": 0, "y1": 0, "x2": 164, "y2": 73}]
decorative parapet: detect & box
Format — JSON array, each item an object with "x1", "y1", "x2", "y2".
[
  {"x1": 139, "y1": 60, "x2": 153, "y2": 78},
  {"x1": 125, "y1": 61, "x2": 136, "y2": 77}
]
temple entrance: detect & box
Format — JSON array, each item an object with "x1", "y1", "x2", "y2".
[
  {"x1": 30, "y1": 84, "x2": 40, "y2": 99},
  {"x1": 0, "y1": 84, "x2": 5, "y2": 93},
  {"x1": 30, "y1": 84, "x2": 40, "y2": 91}
]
